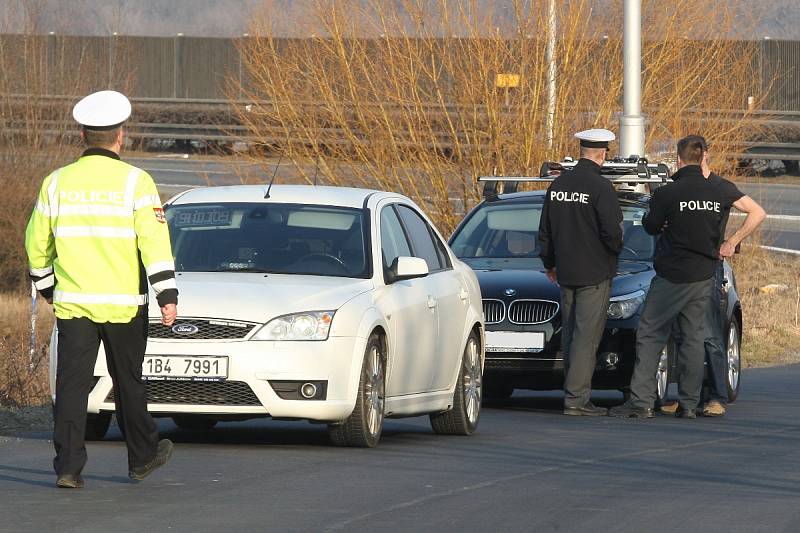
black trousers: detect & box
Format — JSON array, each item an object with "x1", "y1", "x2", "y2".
[{"x1": 54, "y1": 315, "x2": 158, "y2": 475}]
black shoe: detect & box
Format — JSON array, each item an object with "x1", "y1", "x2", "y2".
[
  {"x1": 564, "y1": 403, "x2": 608, "y2": 417},
  {"x1": 608, "y1": 402, "x2": 655, "y2": 418},
  {"x1": 129, "y1": 439, "x2": 174, "y2": 481},
  {"x1": 56, "y1": 474, "x2": 84, "y2": 489},
  {"x1": 675, "y1": 406, "x2": 697, "y2": 419}
]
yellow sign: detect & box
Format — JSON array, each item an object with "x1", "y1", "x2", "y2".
[{"x1": 495, "y1": 73, "x2": 521, "y2": 88}]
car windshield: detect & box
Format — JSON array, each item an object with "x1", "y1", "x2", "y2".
[
  {"x1": 166, "y1": 202, "x2": 370, "y2": 278},
  {"x1": 449, "y1": 200, "x2": 654, "y2": 263}
]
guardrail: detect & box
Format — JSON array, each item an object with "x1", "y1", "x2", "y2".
[{"x1": 4, "y1": 95, "x2": 800, "y2": 159}]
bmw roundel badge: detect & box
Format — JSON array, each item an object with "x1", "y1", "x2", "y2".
[
  {"x1": 172, "y1": 323, "x2": 199, "y2": 335},
  {"x1": 504, "y1": 288, "x2": 517, "y2": 297}
]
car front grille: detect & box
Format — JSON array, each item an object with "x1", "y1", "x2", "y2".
[
  {"x1": 508, "y1": 300, "x2": 559, "y2": 324},
  {"x1": 106, "y1": 380, "x2": 261, "y2": 406},
  {"x1": 483, "y1": 299, "x2": 506, "y2": 324},
  {"x1": 149, "y1": 319, "x2": 257, "y2": 340}
]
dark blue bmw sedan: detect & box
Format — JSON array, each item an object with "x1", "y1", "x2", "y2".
[{"x1": 449, "y1": 176, "x2": 743, "y2": 403}]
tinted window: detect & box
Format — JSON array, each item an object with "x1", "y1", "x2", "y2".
[
  {"x1": 166, "y1": 203, "x2": 369, "y2": 278},
  {"x1": 380, "y1": 206, "x2": 412, "y2": 269},
  {"x1": 449, "y1": 200, "x2": 654, "y2": 262},
  {"x1": 396, "y1": 205, "x2": 444, "y2": 271}
]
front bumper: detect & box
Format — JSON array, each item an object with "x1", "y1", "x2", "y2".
[
  {"x1": 87, "y1": 335, "x2": 367, "y2": 422},
  {"x1": 484, "y1": 323, "x2": 637, "y2": 390}
]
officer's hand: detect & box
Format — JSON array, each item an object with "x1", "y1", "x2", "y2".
[
  {"x1": 545, "y1": 268, "x2": 557, "y2": 284},
  {"x1": 719, "y1": 240, "x2": 736, "y2": 259},
  {"x1": 161, "y1": 303, "x2": 177, "y2": 326}
]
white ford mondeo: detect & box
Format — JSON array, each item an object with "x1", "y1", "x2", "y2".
[{"x1": 51, "y1": 185, "x2": 484, "y2": 447}]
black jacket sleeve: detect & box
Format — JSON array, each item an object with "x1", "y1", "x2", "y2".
[
  {"x1": 643, "y1": 188, "x2": 666, "y2": 235},
  {"x1": 538, "y1": 188, "x2": 555, "y2": 269},
  {"x1": 595, "y1": 184, "x2": 623, "y2": 255}
]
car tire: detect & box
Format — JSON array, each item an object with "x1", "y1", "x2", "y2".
[
  {"x1": 328, "y1": 333, "x2": 385, "y2": 448},
  {"x1": 172, "y1": 415, "x2": 218, "y2": 431},
  {"x1": 429, "y1": 331, "x2": 482, "y2": 436},
  {"x1": 84, "y1": 412, "x2": 112, "y2": 441},
  {"x1": 726, "y1": 316, "x2": 742, "y2": 403}
]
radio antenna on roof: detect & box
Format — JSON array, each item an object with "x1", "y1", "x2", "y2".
[{"x1": 264, "y1": 149, "x2": 285, "y2": 199}]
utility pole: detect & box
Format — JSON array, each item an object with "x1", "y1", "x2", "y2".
[
  {"x1": 545, "y1": 0, "x2": 557, "y2": 151},
  {"x1": 619, "y1": 0, "x2": 645, "y2": 158}
]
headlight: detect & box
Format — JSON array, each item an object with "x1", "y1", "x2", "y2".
[
  {"x1": 251, "y1": 311, "x2": 336, "y2": 341},
  {"x1": 607, "y1": 290, "x2": 645, "y2": 320}
]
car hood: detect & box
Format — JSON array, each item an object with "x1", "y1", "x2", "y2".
[
  {"x1": 471, "y1": 266, "x2": 562, "y2": 301},
  {"x1": 463, "y1": 258, "x2": 654, "y2": 300},
  {"x1": 612, "y1": 260, "x2": 656, "y2": 295},
  {"x1": 149, "y1": 272, "x2": 373, "y2": 323}
]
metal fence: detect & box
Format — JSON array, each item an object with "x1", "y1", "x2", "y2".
[{"x1": 1, "y1": 34, "x2": 799, "y2": 110}]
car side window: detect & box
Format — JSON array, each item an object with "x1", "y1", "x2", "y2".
[
  {"x1": 395, "y1": 204, "x2": 447, "y2": 272},
  {"x1": 380, "y1": 205, "x2": 412, "y2": 270}
]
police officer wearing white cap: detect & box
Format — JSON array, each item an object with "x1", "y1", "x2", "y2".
[
  {"x1": 25, "y1": 90, "x2": 177, "y2": 488},
  {"x1": 539, "y1": 128, "x2": 623, "y2": 416}
]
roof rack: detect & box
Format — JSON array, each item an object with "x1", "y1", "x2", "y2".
[{"x1": 478, "y1": 156, "x2": 671, "y2": 198}]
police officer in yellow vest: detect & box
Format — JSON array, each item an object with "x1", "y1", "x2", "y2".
[{"x1": 25, "y1": 91, "x2": 177, "y2": 489}]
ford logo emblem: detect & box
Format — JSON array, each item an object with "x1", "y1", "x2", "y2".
[
  {"x1": 504, "y1": 288, "x2": 517, "y2": 297},
  {"x1": 172, "y1": 323, "x2": 199, "y2": 335}
]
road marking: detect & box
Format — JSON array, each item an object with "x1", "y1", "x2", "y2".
[
  {"x1": 324, "y1": 424, "x2": 800, "y2": 531},
  {"x1": 759, "y1": 245, "x2": 800, "y2": 255},
  {"x1": 730, "y1": 212, "x2": 800, "y2": 221},
  {"x1": 144, "y1": 167, "x2": 233, "y2": 175}
]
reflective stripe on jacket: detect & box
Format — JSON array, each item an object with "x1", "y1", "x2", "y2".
[{"x1": 24, "y1": 150, "x2": 178, "y2": 323}]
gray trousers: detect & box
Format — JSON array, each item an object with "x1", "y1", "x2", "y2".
[
  {"x1": 561, "y1": 279, "x2": 612, "y2": 409},
  {"x1": 629, "y1": 275, "x2": 713, "y2": 411}
]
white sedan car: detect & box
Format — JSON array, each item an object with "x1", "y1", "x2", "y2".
[{"x1": 51, "y1": 185, "x2": 484, "y2": 447}]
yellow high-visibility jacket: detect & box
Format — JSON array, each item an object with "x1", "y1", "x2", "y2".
[{"x1": 24, "y1": 148, "x2": 178, "y2": 323}]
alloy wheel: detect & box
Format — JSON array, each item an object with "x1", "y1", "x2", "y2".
[
  {"x1": 727, "y1": 322, "x2": 741, "y2": 393},
  {"x1": 364, "y1": 344, "x2": 385, "y2": 437},
  {"x1": 463, "y1": 336, "x2": 482, "y2": 425}
]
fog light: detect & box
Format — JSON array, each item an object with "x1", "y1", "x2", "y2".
[
  {"x1": 604, "y1": 352, "x2": 619, "y2": 367},
  {"x1": 300, "y1": 383, "x2": 318, "y2": 399}
]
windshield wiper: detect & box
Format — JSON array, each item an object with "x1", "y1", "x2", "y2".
[{"x1": 213, "y1": 266, "x2": 284, "y2": 273}]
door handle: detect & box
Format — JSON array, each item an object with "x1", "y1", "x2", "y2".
[{"x1": 427, "y1": 296, "x2": 437, "y2": 309}]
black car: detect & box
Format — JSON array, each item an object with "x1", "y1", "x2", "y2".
[{"x1": 449, "y1": 162, "x2": 743, "y2": 403}]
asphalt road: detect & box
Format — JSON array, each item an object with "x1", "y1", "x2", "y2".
[
  {"x1": 131, "y1": 156, "x2": 800, "y2": 251},
  {"x1": 2, "y1": 364, "x2": 799, "y2": 533}
]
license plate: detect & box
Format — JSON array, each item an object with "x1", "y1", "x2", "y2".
[
  {"x1": 143, "y1": 356, "x2": 229, "y2": 381},
  {"x1": 485, "y1": 331, "x2": 545, "y2": 353}
]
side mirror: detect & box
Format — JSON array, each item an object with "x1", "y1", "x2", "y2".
[{"x1": 387, "y1": 256, "x2": 429, "y2": 283}]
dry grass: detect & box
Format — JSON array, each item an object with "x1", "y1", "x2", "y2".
[
  {"x1": 0, "y1": 293, "x2": 53, "y2": 407},
  {"x1": 232, "y1": 0, "x2": 763, "y2": 234},
  {"x1": 731, "y1": 244, "x2": 800, "y2": 368}
]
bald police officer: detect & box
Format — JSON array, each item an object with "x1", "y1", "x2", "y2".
[
  {"x1": 25, "y1": 91, "x2": 177, "y2": 488},
  {"x1": 539, "y1": 129, "x2": 623, "y2": 416},
  {"x1": 610, "y1": 135, "x2": 739, "y2": 419}
]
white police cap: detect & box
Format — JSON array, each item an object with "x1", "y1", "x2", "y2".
[
  {"x1": 72, "y1": 90, "x2": 131, "y2": 130},
  {"x1": 575, "y1": 128, "x2": 615, "y2": 148}
]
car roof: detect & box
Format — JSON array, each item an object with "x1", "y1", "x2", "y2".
[
  {"x1": 487, "y1": 189, "x2": 650, "y2": 208},
  {"x1": 167, "y1": 184, "x2": 402, "y2": 209}
]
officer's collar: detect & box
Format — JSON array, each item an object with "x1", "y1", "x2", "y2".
[
  {"x1": 81, "y1": 147, "x2": 121, "y2": 160},
  {"x1": 576, "y1": 158, "x2": 602, "y2": 171},
  {"x1": 671, "y1": 164, "x2": 705, "y2": 182}
]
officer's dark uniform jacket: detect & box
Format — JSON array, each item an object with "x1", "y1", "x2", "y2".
[
  {"x1": 643, "y1": 165, "x2": 737, "y2": 283},
  {"x1": 539, "y1": 158, "x2": 623, "y2": 286}
]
